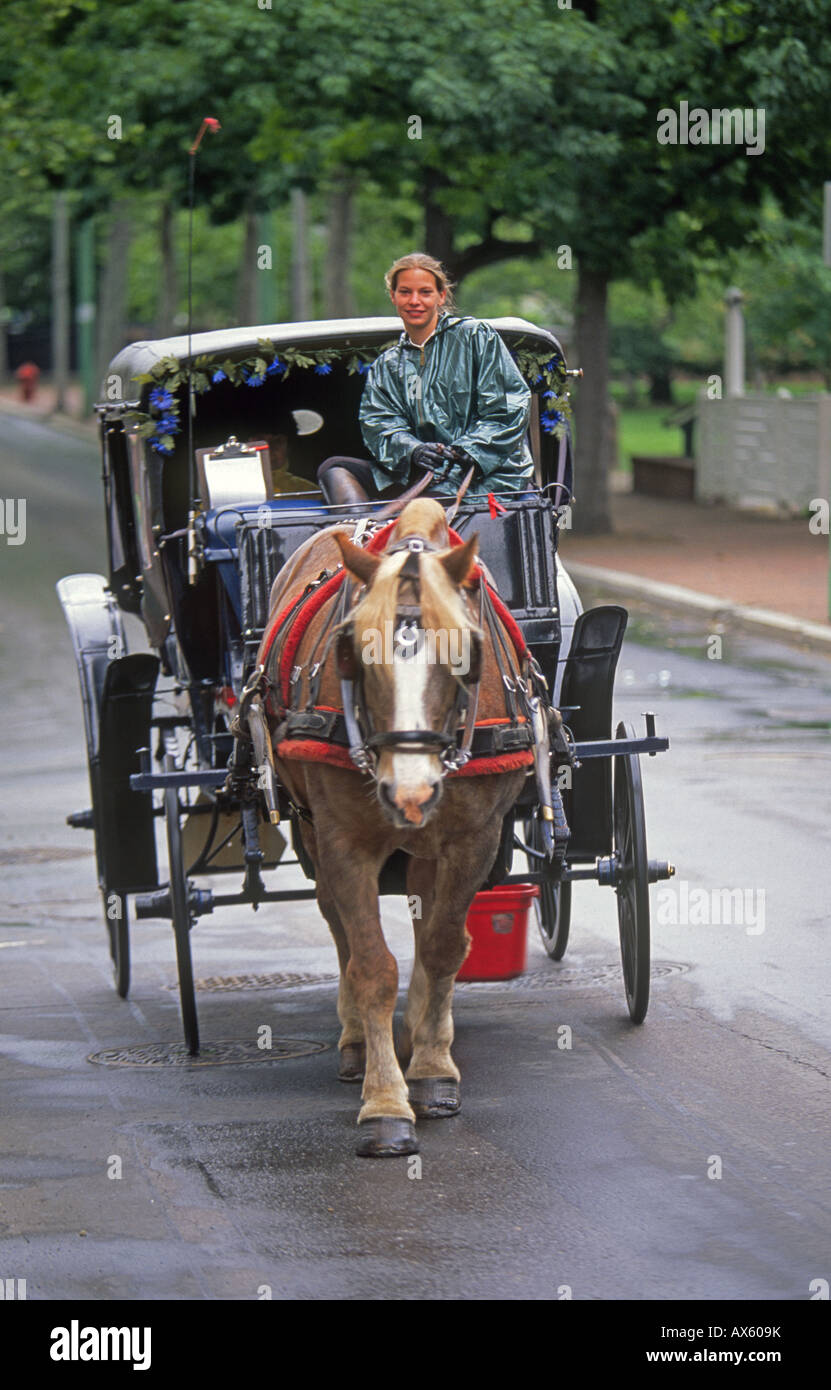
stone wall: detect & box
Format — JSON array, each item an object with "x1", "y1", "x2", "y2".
[{"x1": 696, "y1": 394, "x2": 831, "y2": 510}]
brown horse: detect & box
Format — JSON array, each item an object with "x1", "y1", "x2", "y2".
[{"x1": 260, "y1": 499, "x2": 534, "y2": 1157}]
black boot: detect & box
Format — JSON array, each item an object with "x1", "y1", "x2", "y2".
[{"x1": 319, "y1": 466, "x2": 370, "y2": 507}]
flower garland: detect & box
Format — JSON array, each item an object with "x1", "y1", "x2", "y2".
[{"x1": 127, "y1": 335, "x2": 571, "y2": 454}]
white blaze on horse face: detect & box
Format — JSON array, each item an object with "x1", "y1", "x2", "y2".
[{"x1": 388, "y1": 651, "x2": 442, "y2": 824}]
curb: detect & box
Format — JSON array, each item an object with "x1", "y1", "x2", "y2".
[{"x1": 565, "y1": 561, "x2": 831, "y2": 652}]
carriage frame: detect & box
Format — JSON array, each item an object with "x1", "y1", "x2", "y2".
[{"x1": 58, "y1": 314, "x2": 672, "y2": 1055}]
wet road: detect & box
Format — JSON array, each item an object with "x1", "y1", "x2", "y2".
[{"x1": 0, "y1": 412, "x2": 829, "y2": 1301}]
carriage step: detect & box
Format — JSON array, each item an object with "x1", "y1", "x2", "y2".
[
  {"x1": 67, "y1": 808, "x2": 95, "y2": 829},
  {"x1": 134, "y1": 887, "x2": 215, "y2": 921}
]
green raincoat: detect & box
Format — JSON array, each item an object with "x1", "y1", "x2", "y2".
[{"x1": 359, "y1": 313, "x2": 534, "y2": 496}]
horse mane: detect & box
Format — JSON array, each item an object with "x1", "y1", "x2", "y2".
[{"x1": 351, "y1": 500, "x2": 480, "y2": 655}]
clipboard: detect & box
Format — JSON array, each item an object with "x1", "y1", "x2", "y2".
[{"x1": 195, "y1": 436, "x2": 273, "y2": 508}]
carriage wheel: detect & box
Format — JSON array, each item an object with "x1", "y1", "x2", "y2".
[
  {"x1": 524, "y1": 816, "x2": 572, "y2": 961},
  {"x1": 613, "y1": 721, "x2": 650, "y2": 1023},
  {"x1": 164, "y1": 762, "x2": 200, "y2": 1055},
  {"x1": 105, "y1": 891, "x2": 130, "y2": 998}
]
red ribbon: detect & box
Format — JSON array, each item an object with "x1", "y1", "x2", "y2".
[{"x1": 488, "y1": 492, "x2": 507, "y2": 519}]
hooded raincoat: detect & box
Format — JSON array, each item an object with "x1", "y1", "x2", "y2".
[{"x1": 358, "y1": 313, "x2": 533, "y2": 496}]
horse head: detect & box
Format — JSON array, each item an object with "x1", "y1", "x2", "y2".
[{"x1": 333, "y1": 500, "x2": 481, "y2": 829}]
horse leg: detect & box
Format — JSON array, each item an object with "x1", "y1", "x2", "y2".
[
  {"x1": 405, "y1": 827, "x2": 505, "y2": 1118},
  {"x1": 298, "y1": 819, "x2": 366, "y2": 1081},
  {"x1": 399, "y1": 857, "x2": 437, "y2": 1069},
  {"x1": 315, "y1": 843, "x2": 417, "y2": 1157},
  {"x1": 318, "y1": 885, "x2": 366, "y2": 1083}
]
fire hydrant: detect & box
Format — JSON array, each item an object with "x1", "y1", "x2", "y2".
[{"x1": 15, "y1": 362, "x2": 41, "y2": 403}]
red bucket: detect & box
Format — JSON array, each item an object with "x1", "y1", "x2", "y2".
[{"x1": 457, "y1": 884, "x2": 540, "y2": 981}]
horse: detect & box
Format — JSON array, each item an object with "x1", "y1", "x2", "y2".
[{"x1": 258, "y1": 498, "x2": 541, "y2": 1157}]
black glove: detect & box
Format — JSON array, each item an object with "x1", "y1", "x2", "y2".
[
  {"x1": 445, "y1": 446, "x2": 479, "y2": 474},
  {"x1": 410, "y1": 442, "x2": 456, "y2": 480}
]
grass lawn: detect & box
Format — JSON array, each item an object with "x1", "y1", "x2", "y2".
[{"x1": 617, "y1": 407, "x2": 685, "y2": 471}]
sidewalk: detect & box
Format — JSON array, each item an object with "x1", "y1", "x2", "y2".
[
  {"x1": 0, "y1": 381, "x2": 96, "y2": 441},
  {"x1": 559, "y1": 488, "x2": 831, "y2": 642}
]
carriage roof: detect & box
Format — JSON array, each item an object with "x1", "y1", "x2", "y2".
[{"x1": 102, "y1": 316, "x2": 564, "y2": 405}]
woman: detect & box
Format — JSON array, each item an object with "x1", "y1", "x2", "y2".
[{"x1": 317, "y1": 252, "x2": 534, "y2": 505}]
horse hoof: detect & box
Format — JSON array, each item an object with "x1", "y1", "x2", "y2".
[
  {"x1": 338, "y1": 1042, "x2": 365, "y2": 1082},
  {"x1": 355, "y1": 1117, "x2": 419, "y2": 1158},
  {"x1": 409, "y1": 1077, "x2": 461, "y2": 1118}
]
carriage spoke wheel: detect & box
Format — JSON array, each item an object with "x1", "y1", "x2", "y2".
[
  {"x1": 105, "y1": 891, "x2": 130, "y2": 998},
  {"x1": 525, "y1": 816, "x2": 571, "y2": 961},
  {"x1": 613, "y1": 721, "x2": 650, "y2": 1023},
  {"x1": 164, "y1": 756, "x2": 199, "y2": 1055}
]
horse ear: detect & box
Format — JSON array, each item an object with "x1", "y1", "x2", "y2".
[
  {"x1": 439, "y1": 534, "x2": 479, "y2": 587},
  {"x1": 333, "y1": 531, "x2": 381, "y2": 586}
]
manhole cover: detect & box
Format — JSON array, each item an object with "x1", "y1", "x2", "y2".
[
  {"x1": 0, "y1": 847, "x2": 92, "y2": 865},
  {"x1": 168, "y1": 971, "x2": 340, "y2": 993},
  {"x1": 87, "y1": 1039, "x2": 329, "y2": 1067},
  {"x1": 457, "y1": 960, "x2": 690, "y2": 991}
]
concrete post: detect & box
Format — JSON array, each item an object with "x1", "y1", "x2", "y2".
[
  {"x1": 722, "y1": 287, "x2": 750, "y2": 397},
  {"x1": 724, "y1": 287, "x2": 745, "y2": 398}
]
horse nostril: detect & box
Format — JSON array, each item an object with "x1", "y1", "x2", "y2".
[{"x1": 378, "y1": 781, "x2": 397, "y2": 811}]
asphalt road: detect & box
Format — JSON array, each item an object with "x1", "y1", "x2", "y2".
[{"x1": 0, "y1": 412, "x2": 829, "y2": 1303}]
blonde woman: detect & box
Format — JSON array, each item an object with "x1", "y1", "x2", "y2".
[{"x1": 317, "y1": 252, "x2": 533, "y2": 505}]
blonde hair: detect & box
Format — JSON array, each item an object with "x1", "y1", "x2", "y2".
[{"x1": 384, "y1": 253, "x2": 457, "y2": 311}]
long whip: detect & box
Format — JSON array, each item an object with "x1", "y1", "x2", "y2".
[{"x1": 186, "y1": 116, "x2": 220, "y2": 580}]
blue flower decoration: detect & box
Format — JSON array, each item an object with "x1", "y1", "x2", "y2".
[
  {"x1": 534, "y1": 372, "x2": 544, "y2": 385},
  {"x1": 156, "y1": 414, "x2": 179, "y2": 434},
  {"x1": 314, "y1": 362, "x2": 333, "y2": 375},
  {"x1": 545, "y1": 357, "x2": 561, "y2": 372},
  {"x1": 266, "y1": 357, "x2": 286, "y2": 376},
  {"x1": 540, "y1": 409, "x2": 564, "y2": 433},
  {"x1": 149, "y1": 387, "x2": 174, "y2": 410},
  {"x1": 246, "y1": 372, "x2": 266, "y2": 386},
  {"x1": 542, "y1": 389, "x2": 555, "y2": 399},
  {"x1": 212, "y1": 370, "x2": 227, "y2": 383},
  {"x1": 150, "y1": 437, "x2": 174, "y2": 454},
  {"x1": 357, "y1": 361, "x2": 371, "y2": 375}
]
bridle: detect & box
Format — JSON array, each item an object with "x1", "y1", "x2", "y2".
[{"x1": 335, "y1": 535, "x2": 483, "y2": 778}]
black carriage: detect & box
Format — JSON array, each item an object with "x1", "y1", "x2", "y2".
[{"x1": 58, "y1": 315, "x2": 672, "y2": 1055}]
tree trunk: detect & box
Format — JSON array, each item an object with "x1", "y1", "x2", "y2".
[
  {"x1": 324, "y1": 174, "x2": 356, "y2": 317},
  {"x1": 423, "y1": 168, "x2": 455, "y2": 275},
  {"x1": 96, "y1": 199, "x2": 133, "y2": 389},
  {"x1": 572, "y1": 266, "x2": 614, "y2": 534},
  {"x1": 290, "y1": 188, "x2": 311, "y2": 320},
  {"x1": 154, "y1": 199, "x2": 178, "y2": 338},
  {"x1": 52, "y1": 191, "x2": 71, "y2": 412},
  {"x1": 0, "y1": 265, "x2": 8, "y2": 386},
  {"x1": 648, "y1": 367, "x2": 674, "y2": 405},
  {"x1": 236, "y1": 207, "x2": 259, "y2": 325}
]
